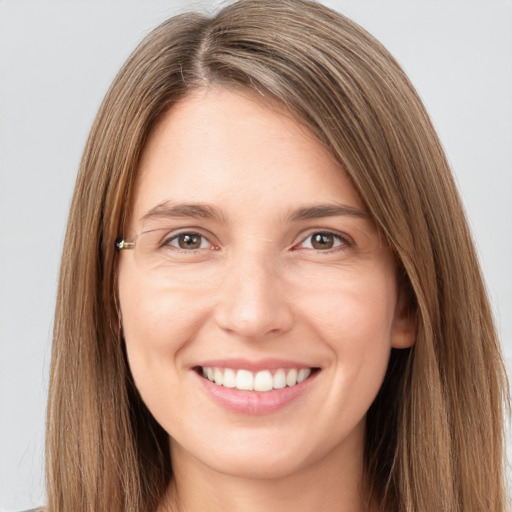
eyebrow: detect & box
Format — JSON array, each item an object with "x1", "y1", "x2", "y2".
[
  {"x1": 288, "y1": 204, "x2": 369, "y2": 222},
  {"x1": 141, "y1": 201, "x2": 369, "y2": 224},
  {"x1": 141, "y1": 202, "x2": 225, "y2": 223}
]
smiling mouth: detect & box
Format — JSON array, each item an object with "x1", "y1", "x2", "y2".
[{"x1": 196, "y1": 366, "x2": 319, "y2": 392}]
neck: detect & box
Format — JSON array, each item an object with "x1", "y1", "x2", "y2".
[{"x1": 158, "y1": 429, "x2": 376, "y2": 512}]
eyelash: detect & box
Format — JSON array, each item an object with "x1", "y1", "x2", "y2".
[
  {"x1": 160, "y1": 230, "x2": 353, "y2": 254},
  {"x1": 293, "y1": 231, "x2": 353, "y2": 253},
  {"x1": 162, "y1": 231, "x2": 218, "y2": 252}
]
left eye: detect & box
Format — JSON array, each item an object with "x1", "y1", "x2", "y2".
[
  {"x1": 167, "y1": 232, "x2": 211, "y2": 250},
  {"x1": 299, "y1": 232, "x2": 349, "y2": 251}
]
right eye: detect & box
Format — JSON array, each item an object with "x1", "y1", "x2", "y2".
[{"x1": 165, "y1": 232, "x2": 212, "y2": 251}]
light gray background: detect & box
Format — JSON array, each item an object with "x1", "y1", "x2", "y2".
[{"x1": 1, "y1": 1, "x2": 511, "y2": 510}]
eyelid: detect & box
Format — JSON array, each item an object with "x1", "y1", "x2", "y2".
[
  {"x1": 292, "y1": 229, "x2": 354, "y2": 252},
  {"x1": 140, "y1": 226, "x2": 219, "y2": 251},
  {"x1": 164, "y1": 229, "x2": 219, "y2": 250},
  {"x1": 168, "y1": 232, "x2": 208, "y2": 248}
]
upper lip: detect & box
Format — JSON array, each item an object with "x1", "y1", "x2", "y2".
[{"x1": 194, "y1": 358, "x2": 317, "y2": 372}]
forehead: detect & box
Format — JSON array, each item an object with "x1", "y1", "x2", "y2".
[{"x1": 130, "y1": 87, "x2": 365, "y2": 226}]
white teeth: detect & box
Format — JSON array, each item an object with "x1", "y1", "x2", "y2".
[
  {"x1": 273, "y1": 369, "x2": 286, "y2": 389},
  {"x1": 201, "y1": 366, "x2": 314, "y2": 392},
  {"x1": 236, "y1": 369, "x2": 254, "y2": 391},
  {"x1": 223, "y1": 368, "x2": 236, "y2": 388},
  {"x1": 254, "y1": 370, "x2": 273, "y2": 392},
  {"x1": 286, "y1": 368, "x2": 298, "y2": 387},
  {"x1": 214, "y1": 367, "x2": 223, "y2": 385},
  {"x1": 297, "y1": 368, "x2": 311, "y2": 383}
]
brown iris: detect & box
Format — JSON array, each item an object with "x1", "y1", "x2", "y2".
[
  {"x1": 310, "y1": 232, "x2": 336, "y2": 250},
  {"x1": 177, "y1": 233, "x2": 203, "y2": 250}
]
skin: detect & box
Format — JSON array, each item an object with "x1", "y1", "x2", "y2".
[{"x1": 117, "y1": 87, "x2": 415, "y2": 512}]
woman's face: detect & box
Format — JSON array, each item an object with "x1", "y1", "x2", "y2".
[{"x1": 118, "y1": 88, "x2": 414, "y2": 480}]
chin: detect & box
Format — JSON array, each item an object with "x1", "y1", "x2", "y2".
[
  {"x1": 202, "y1": 448, "x2": 313, "y2": 481},
  {"x1": 169, "y1": 420, "x2": 363, "y2": 483}
]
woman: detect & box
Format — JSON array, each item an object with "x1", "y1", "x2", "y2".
[{"x1": 44, "y1": 0, "x2": 509, "y2": 511}]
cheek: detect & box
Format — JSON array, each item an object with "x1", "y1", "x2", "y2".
[
  {"x1": 119, "y1": 267, "x2": 203, "y2": 348},
  {"x1": 299, "y1": 268, "x2": 397, "y2": 399},
  {"x1": 117, "y1": 267, "x2": 204, "y2": 424},
  {"x1": 117, "y1": 262, "x2": 208, "y2": 390},
  {"x1": 302, "y1": 271, "x2": 398, "y2": 347}
]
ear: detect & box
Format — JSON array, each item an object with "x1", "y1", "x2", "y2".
[{"x1": 391, "y1": 286, "x2": 416, "y2": 349}]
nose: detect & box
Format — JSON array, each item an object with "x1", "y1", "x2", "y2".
[{"x1": 214, "y1": 251, "x2": 294, "y2": 339}]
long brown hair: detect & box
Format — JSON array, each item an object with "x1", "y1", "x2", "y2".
[{"x1": 46, "y1": 1, "x2": 509, "y2": 511}]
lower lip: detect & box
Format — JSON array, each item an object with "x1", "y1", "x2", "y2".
[{"x1": 194, "y1": 370, "x2": 319, "y2": 415}]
